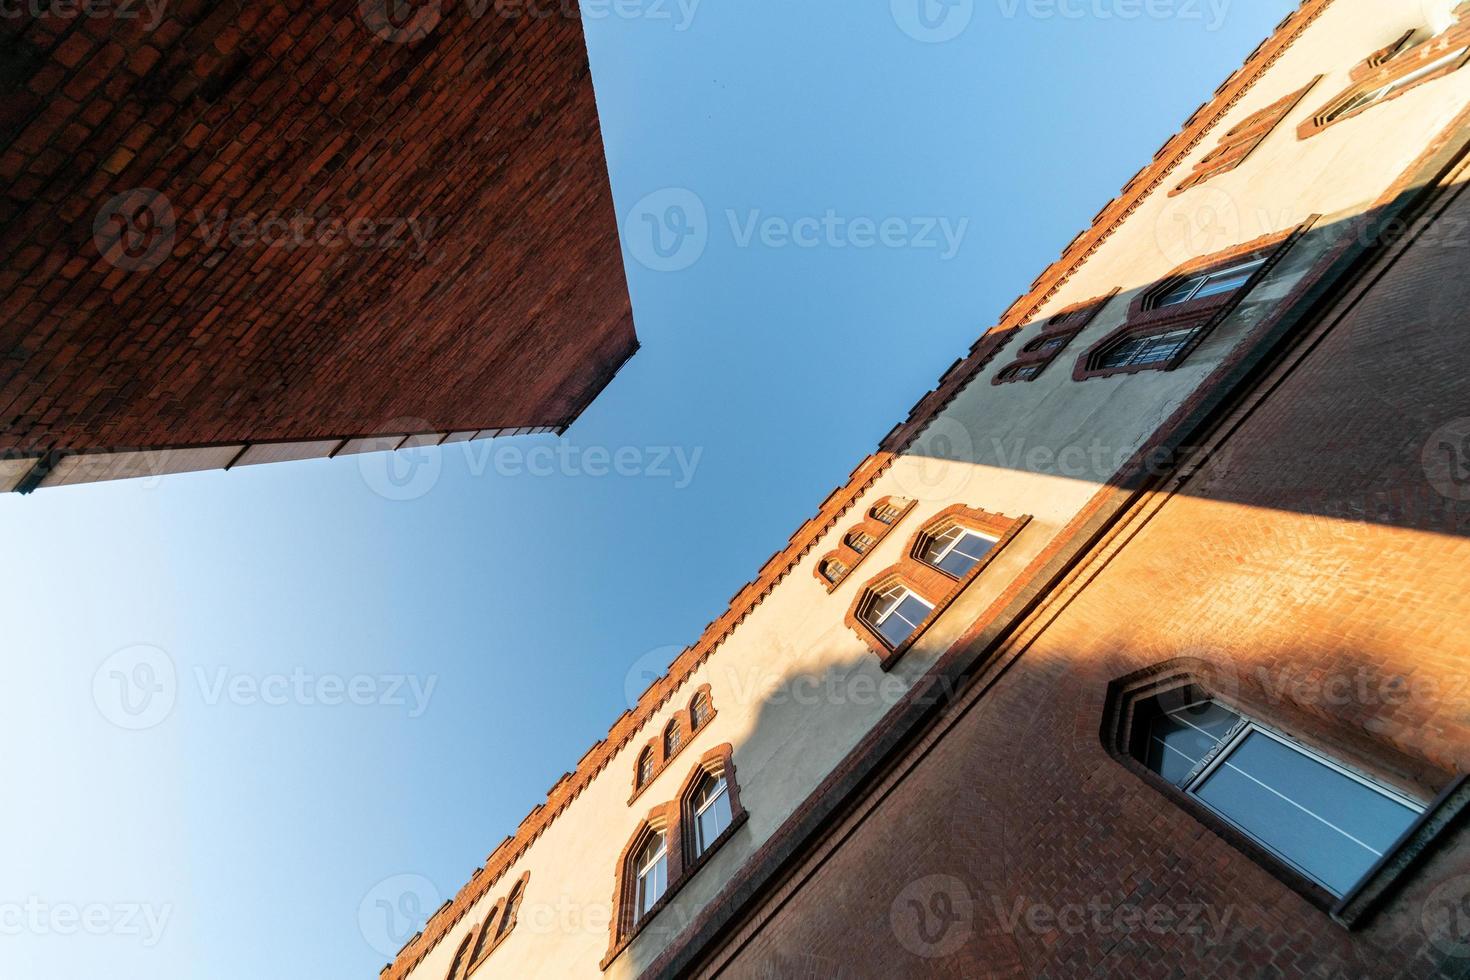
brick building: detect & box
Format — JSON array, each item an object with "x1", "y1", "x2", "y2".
[
  {"x1": 0, "y1": 1, "x2": 635, "y2": 493},
  {"x1": 389, "y1": 0, "x2": 1470, "y2": 976}
]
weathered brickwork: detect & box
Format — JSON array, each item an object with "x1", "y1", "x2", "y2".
[{"x1": 0, "y1": 1, "x2": 635, "y2": 459}]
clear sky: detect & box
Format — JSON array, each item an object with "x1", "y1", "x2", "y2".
[{"x1": 0, "y1": 2, "x2": 1300, "y2": 977}]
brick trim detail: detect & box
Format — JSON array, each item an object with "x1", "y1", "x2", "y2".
[
  {"x1": 628, "y1": 686, "x2": 717, "y2": 806},
  {"x1": 447, "y1": 871, "x2": 529, "y2": 979},
  {"x1": 1299, "y1": 15, "x2": 1470, "y2": 138},
  {"x1": 991, "y1": 292, "x2": 1116, "y2": 385},
  {"x1": 602, "y1": 744, "x2": 747, "y2": 970},
  {"x1": 1171, "y1": 77, "x2": 1321, "y2": 195},
  {"x1": 844, "y1": 507, "x2": 1031, "y2": 670},
  {"x1": 1072, "y1": 230, "x2": 1299, "y2": 381},
  {"x1": 812, "y1": 496, "x2": 916, "y2": 591}
]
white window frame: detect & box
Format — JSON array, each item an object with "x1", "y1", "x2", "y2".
[
  {"x1": 920, "y1": 525, "x2": 998, "y2": 576},
  {"x1": 863, "y1": 584, "x2": 933, "y2": 648},
  {"x1": 692, "y1": 774, "x2": 732, "y2": 856},
  {"x1": 1098, "y1": 325, "x2": 1202, "y2": 370},
  {"x1": 1158, "y1": 700, "x2": 1424, "y2": 897},
  {"x1": 634, "y1": 832, "x2": 668, "y2": 922}
]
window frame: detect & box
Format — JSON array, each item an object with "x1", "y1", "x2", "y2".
[
  {"x1": 1300, "y1": 22, "x2": 1470, "y2": 138},
  {"x1": 691, "y1": 772, "x2": 733, "y2": 857},
  {"x1": 1149, "y1": 698, "x2": 1424, "y2": 899},
  {"x1": 917, "y1": 524, "x2": 999, "y2": 579},
  {"x1": 633, "y1": 830, "x2": 669, "y2": 924},
  {"x1": 1101, "y1": 661, "x2": 1469, "y2": 928},
  {"x1": 859, "y1": 582, "x2": 935, "y2": 651},
  {"x1": 814, "y1": 497, "x2": 916, "y2": 593}
]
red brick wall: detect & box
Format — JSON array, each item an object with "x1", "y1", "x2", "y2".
[
  {"x1": 0, "y1": 1, "x2": 634, "y2": 456},
  {"x1": 697, "y1": 184, "x2": 1470, "y2": 978}
]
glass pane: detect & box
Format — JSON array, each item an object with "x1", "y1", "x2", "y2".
[
  {"x1": 1143, "y1": 700, "x2": 1240, "y2": 786},
  {"x1": 1155, "y1": 277, "x2": 1203, "y2": 308},
  {"x1": 875, "y1": 610, "x2": 916, "y2": 648},
  {"x1": 894, "y1": 595, "x2": 932, "y2": 628},
  {"x1": 697, "y1": 783, "x2": 733, "y2": 854},
  {"x1": 1193, "y1": 731, "x2": 1419, "y2": 896},
  {"x1": 865, "y1": 589, "x2": 900, "y2": 623}
]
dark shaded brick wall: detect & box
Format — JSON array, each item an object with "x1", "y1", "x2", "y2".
[
  {"x1": 0, "y1": 0, "x2": 635, "y2": 455},
  {"x1": 700, "y1": 180, "x2": 1470, "y2": 979}
]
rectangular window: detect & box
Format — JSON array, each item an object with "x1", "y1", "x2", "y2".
[
  {"x1": 1329, "y1": 46, "x2": 1469, "y2": 121},
  {"x1": 922, "y1": 526, "x2": 998, "y2": 577},
  {"x1": 1144, "y1": 700, "x2": 1422, "y2": 897}
]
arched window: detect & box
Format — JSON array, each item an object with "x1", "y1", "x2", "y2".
[
  {"x1": 635, "y1": 747, "x2": 654, "y2": 789},
  {"x1": 1147, "y1": 255, "x2": 1267, "y2": 310},
  {"x1": 689, "y1": 771, "x2": 733, "y2": 858},
  {"x1": 445, "y1": 932, "x2": 474, "y2": 980},
  {"x1": 663, "y1": 719, "x2": 682, "y2": 759},
  {"x1": 690, "y1": 690, "x2": 712, "y2": 730},
  {"x1": 495, "y1": 879, "x2": 523, "y2": 940},
  {"x1": 870, "y1": 500, "x2": 905, "y2": 525},
  {"x1": 859, "y1": 582, "x2": 933, "y2": 649},
  {"x1": 820, "y1": 557, "x2": 848, "y2": 584},
  {"x1": 845, "y1": 530, "x2": 876, "y2": 554},
  {"x1": 633, "y1": 830, "x2": 668, "y2": 923},
  {"x1": 1127, "y1": 693, "x2": 1422, "y2": 898},
  {"x1": 918, "y1": 524, "x2": 997, "y2": 578}
]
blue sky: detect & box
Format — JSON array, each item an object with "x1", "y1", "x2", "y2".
[{"x1": 0, "y1": 2, "x2": 1299, "y2": 977}]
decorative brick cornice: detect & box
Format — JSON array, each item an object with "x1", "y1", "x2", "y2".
[{"x1": 380, "y1": 5, "x2": 1336, "y2": 976}]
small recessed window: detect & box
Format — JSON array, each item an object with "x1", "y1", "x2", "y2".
[
  {"x1": 1097, "y1": 326, "x2": 1200, "y2": 370},
  {"x1": 861, "y1": 584, "x2": 933, "y2": 649},
  {"x1": 920, "y1": 525, "x2": 997, "y2": 577},
  {"x1": 636, "y1": 748, "x2": 654, "y2": 789},
  {"x1": 1137, "y1": 697, "x2": 1423, "y2": 897},
  {"x1": 690, "y1": 691, "x2": 712, "y2": 729},
  {"x1": 634, "y1": 831, "x2": 668, "y2": 922},
  {"x1": 691, "y1": 772, "x2": 733, "y2": 857},
  {"x1": 871, "y1": 502, "x2": 903, "y2": 525},
  {"x1": 1328, "y1": 45, "x2": 1469, "y2": 122},
  {"x1": 496, "y1": 880, "x2": 523, "y2": 939},
  {"x1": 663, "y1": 720, "x2": 682, "y2": 759},
  {"x1": 1152, "y1": 256, "x2": 1266, "y2": 308},
  {"x1": 820, "y1": 558, "x2": 848, "y2": 584},
  {"x1": 846, "y1": 531, "x2": 876, "y2": 554}
]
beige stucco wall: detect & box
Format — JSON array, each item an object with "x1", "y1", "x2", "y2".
[{"x1": 405, "y1": 3, "x2": 1470, "y2": 977}]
